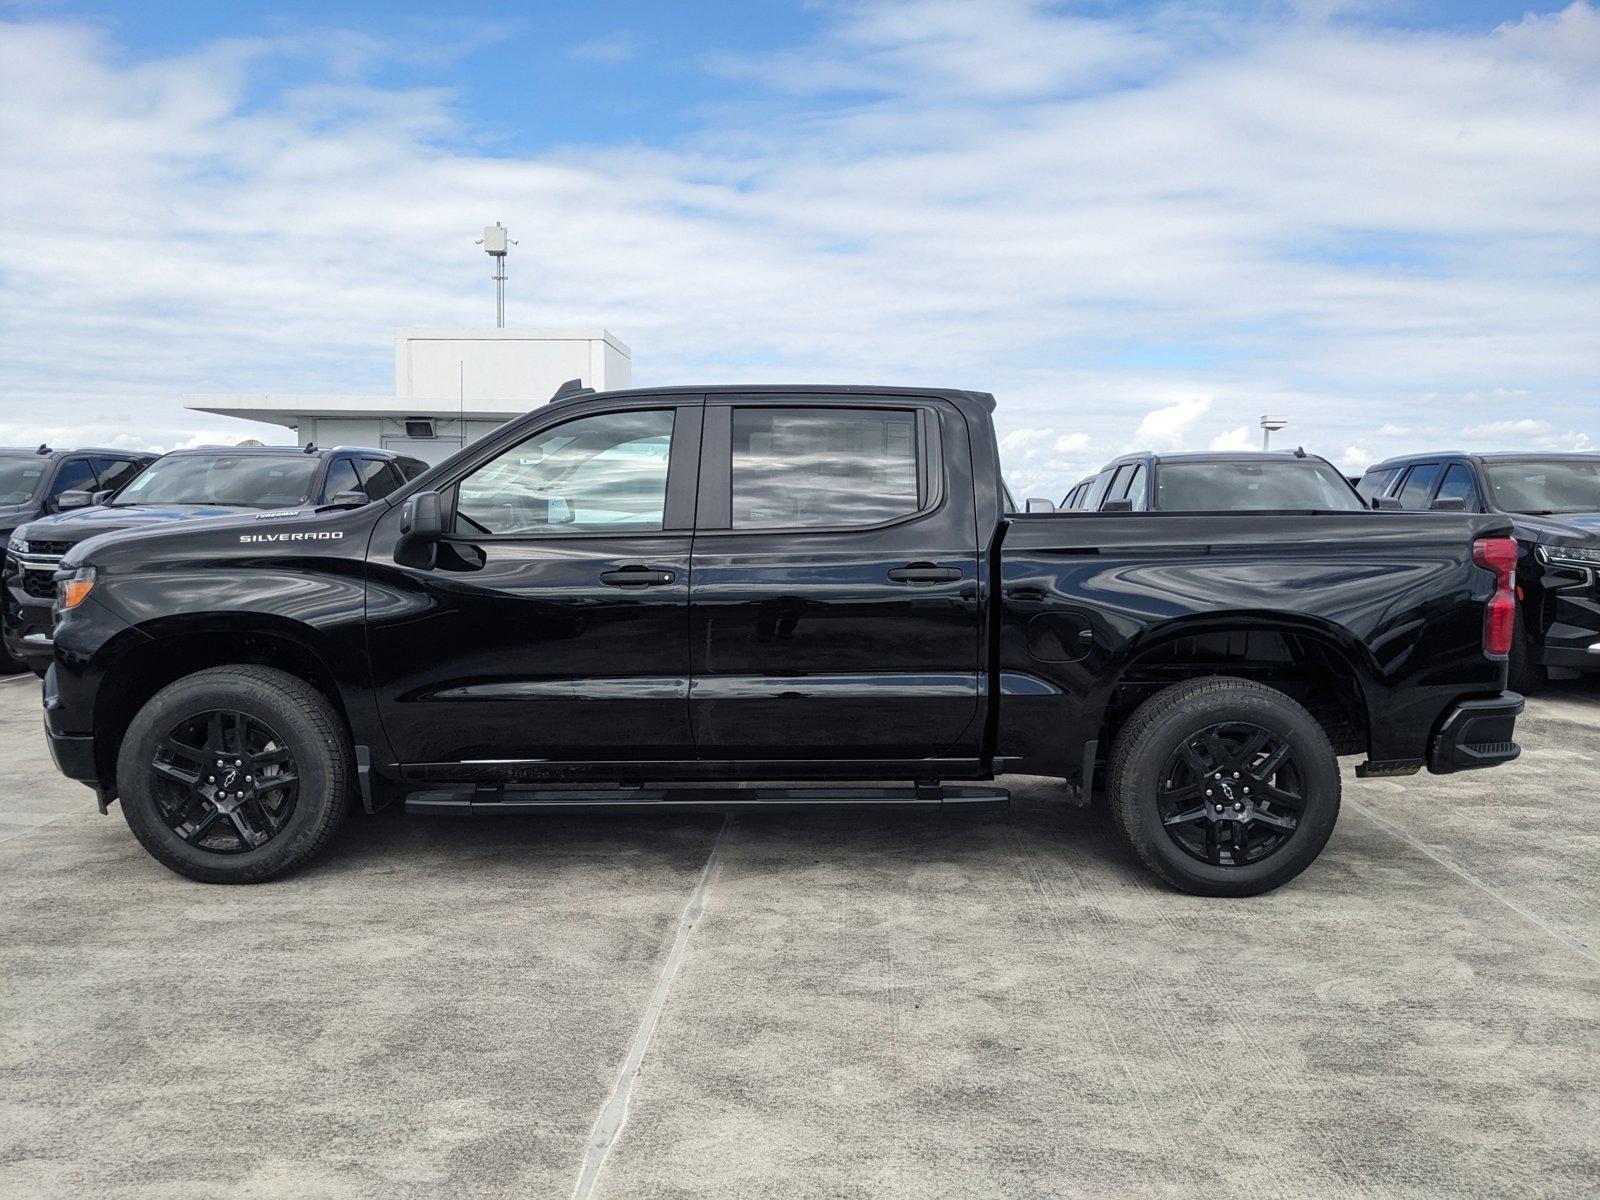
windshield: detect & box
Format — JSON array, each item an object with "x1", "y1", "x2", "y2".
[
  {"x1": 111, "y1": 455, "x2": 320, "y2": 508},
  {"x1": 1155, "y1": 461, "x2": 1365, "y2": 512},
  {"x1": 1484, "y1": 460, "x2": 1600, "y2": 514},
  {"x1": 0, "y1": 457, "x2": 47, "y2": 505}
]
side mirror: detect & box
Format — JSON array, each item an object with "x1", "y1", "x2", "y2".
[
  {"x1": 55, "y1": 491, "x2": 92, "y2": 511},
  {"x1": 1024, "y1": 497, "x2": 1056, "y2": 514},
  {"x1": 328, "y1": 490, "x2": 370, "y2": 509},
  {"x1": 400, "y1": 491, "x2": 442, "y2": 541},
  {"x1": 91, "y1": 490, "x2": 112, "y2": 506},
  {"x1": 396, "y1": 491, "x2": 443, "y2": 567},
  {"x1": 1373, "y1": 496, "x2": 1403, "y2": 511},
  {"x1": 1429, "y1": 496, "x2": 1467, "y2": 512},
  {"x1": 1101, "y1": 498, "x2": 1134, "y2": 512}
]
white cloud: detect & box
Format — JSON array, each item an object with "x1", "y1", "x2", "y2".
[
  {"x1": 1053, "y1": 432, "x2": 1090, "y2": 453},
  {"x1": 1208, "y1": 425, "x2": 1255, "y2": 451},
  {"x1": 1463, "y1": 418, "x2": 1553, "y2": 438},
  {"x1": 0, "y1": 2, "x2": 1595, "y2": 486},
  {"x1": 1134, "y1": 396, "x2": 1211, "y2": 449}
]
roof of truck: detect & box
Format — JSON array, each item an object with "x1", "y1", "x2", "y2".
[
  {"x1": 546, "y1": 383, "x2": 999, "y2": 412},
  {"x1": 1365, "y1": 450, "x2": 1600, "y2": 471}
]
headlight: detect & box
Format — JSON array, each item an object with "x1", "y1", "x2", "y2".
[
  {"x1": 5, "y1": 538, "x2": 23, "y2": 555},
  {"x1": 57, "y1": 566, "x2": 96, "y2": 610},
  {"x1": 1537, "y1": 545, "x2": 1600, "y2": 569}
]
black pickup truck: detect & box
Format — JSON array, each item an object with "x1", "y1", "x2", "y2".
[{"x1": 39, "y1": 385, "x2": 1523, "y2": 895}]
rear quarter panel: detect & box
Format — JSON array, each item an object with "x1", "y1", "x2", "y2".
[{"x1": 996, "y1": 511, "x2": 1513, "y2": 774}]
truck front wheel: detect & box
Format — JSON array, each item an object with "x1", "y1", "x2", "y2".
[
  {"x1": 1107, "y1": 677, "x2": 1341, "y2": 897},
  {"x1": 116, "y1": 666, "x2": 353, "y2": 884}
]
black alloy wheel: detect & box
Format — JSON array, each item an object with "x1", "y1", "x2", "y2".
[
  {"x1": 118, "y1": 665, "x2": 352, "y2": 883},
  {"x1": 1156, "y1": 721, "x2": 1302, "y2": 867},
  {"x1": 150, "y1": 710, "x2": 300, "y2": 853}
]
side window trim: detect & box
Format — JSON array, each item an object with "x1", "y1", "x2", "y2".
[{"x1": 693, "y1": 400, "x2": 944, "y2": 536}]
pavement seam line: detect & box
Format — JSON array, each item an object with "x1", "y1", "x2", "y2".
[
  {"x1": 570, "y1": 815, "x2": 730, "y2": 1200},
  {"x1": 1347, "y1": 797, "x2": 1598, "y2": 965}
]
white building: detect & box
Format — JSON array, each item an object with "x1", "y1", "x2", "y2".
[{"x1": 186, "y1": 328, "x2": 632, "y2": 464}]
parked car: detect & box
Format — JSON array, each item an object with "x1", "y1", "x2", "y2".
[
  {"x1": 3, "y1": 444, "x2": 427, "y2": 675},
  {"x1": 1076, "y1": 450, "x2": 1366, "y2": 512},
  {"x1": 40, "y1": 385, "x2": 1521, "y2": 895},
  {"x1": 1357, "y1": 452, "x2": 1600, "y2": 691},
  {"x1": 1059, "y1": 475, "x2": 1096, "y2": 510},
  {"x1": 0, "y1": 445, "x2": 156, "y2": 673}
]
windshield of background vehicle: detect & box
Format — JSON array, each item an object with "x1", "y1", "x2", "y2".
[
  {"x1": 1484, "y1": 460, "x2": 1600, "y2": 514},
  {"x1": 1155, "y1": 461, "x2": 1366, "y2": 511},
  {"x1": 110, "y1": 455, "x2": 320, "y2": 508}
]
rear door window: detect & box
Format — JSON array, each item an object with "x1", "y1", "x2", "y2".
[
  {"x1": 1396, "y1": 463, "x2": 1442, "y2": 509},
  {"x1": 729, "y1": 407, "x2": 920, "y2": 529}
]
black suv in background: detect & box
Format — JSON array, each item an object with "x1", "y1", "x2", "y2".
[
  {"x1": 1357, "y1": 452, "x2": 1600, "y2": 691},
  {"x1": 1071, "y1": 451, "x2": 1366, "y2": 513},
  {"x1": 3, "y1": 444, "x2": 427, "y2": 675},
  {"x1": 0, "y1": 445, "x2": 156, "y2": 672}
]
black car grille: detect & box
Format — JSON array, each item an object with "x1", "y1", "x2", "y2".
[
  {"x1": 26, "y1": 540, "x2": 73, "y2": 557},
  {"x1": 21, "y1": 571, "x2": 55, "y2": 600}
]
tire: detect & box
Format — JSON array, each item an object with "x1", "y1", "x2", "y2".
[
  {"x1": 0, "y1": 642, "x2": 25, "y2": 676},
  {"x1": 1108, "y1": 676, "x2": 1341, "y2": 897},
  {"x1": 1506, "y1": 610, "x2": 1545, "y2": 695},
  {"x1": 117, "y1": 666, "x2": 353, "y2": 883}
]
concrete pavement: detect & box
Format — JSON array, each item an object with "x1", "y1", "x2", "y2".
[{"x1": 1, "y1": 672, "x2": 1596, "y2": 1198}]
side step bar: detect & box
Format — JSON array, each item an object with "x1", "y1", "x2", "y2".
[{"x1": 404, "y1": 782, "x2": 1010, "y2": 816}]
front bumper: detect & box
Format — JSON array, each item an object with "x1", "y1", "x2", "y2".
[
  {"x1": 45, "y1": 721, "x2": 98, "y2": 783},
  {"x1": 1427, "y1": 692, "x2": 1523, "y2": 774}
]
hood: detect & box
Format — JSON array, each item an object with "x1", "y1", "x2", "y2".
[
  {"x1": 16, "y1": 503, "x2": 253, "y2": 547},
  {"x1": 1509, "y1": 510, "x2": 1600, "y2": 548}
]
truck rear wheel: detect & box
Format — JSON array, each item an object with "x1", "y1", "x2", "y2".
[
  {"x1": 116, "y1": 666, "x2": 352, "y2": 884},
  {"x1": 1107, "y1": 677, "x2": 1340, "y2": 897}
]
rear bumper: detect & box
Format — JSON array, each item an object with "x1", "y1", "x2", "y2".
[{"x1": 1426, "y1": 692, "x2": 1523, "y2": 775}]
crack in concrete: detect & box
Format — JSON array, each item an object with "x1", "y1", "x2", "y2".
[
  {"x1": 1348, "y1": 797, "x2": 1597, "y2": 966},
  {"x1": 570, "y1": 815, "x2": 730, "y2": 1200}
]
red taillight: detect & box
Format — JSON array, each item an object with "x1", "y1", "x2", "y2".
[{"x1": 1473, "y1": 537, "x2": 1518, "y2": 659}]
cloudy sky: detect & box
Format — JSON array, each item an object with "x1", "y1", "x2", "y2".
[{"x1": 0, "y1": 0, "x2": 1596, "y2": 495}]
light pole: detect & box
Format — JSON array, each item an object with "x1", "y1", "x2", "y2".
[
  {"x1": 1260, "y1": 414, "x2": 1288, "y2": 452},
  {"x1": 476, "y1": 222, "x2": 518, "y2": 327}
]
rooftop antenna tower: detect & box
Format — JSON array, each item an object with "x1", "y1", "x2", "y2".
[
  {"x1": 476, "y1": 222, "x2": 518, "y2": 328},
  {"x1": 1260, "y1": 414, "x2": 1288, "y2": 452}
]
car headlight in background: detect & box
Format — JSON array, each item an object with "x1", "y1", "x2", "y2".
[
  {"x1": 56, "y1": 566, "x2": 96, "y2": 610},
  {"x1": 1537, "y1": 545, "x2": 1600, "y2": 570},
  {"x1": 7, "y1": 538, "x2": 26, "y2": 555}
]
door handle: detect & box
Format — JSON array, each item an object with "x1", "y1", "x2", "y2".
[
  {"x1": 887, "y1": 563, "x2": 963, "y2": 584},
  {"x1": 599, "y1": 565, "x2": 677, "y2": 587}
]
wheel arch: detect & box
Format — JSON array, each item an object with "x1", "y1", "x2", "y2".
[
  {"x1": 92, "y1": 617, "x2": 360, "y2": 786},
  {"x1": 1099, "y1": 612, "x2": 1375, "y2": 760}
]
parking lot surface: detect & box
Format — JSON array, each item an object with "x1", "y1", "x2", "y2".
[{"x1": 2, "y1": 674, "x2": 1596, "y2": 1199}]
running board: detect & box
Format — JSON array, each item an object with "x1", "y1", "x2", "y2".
[{"x1": 404, "y1": 783, "x2": 1010, "y2": 816}]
